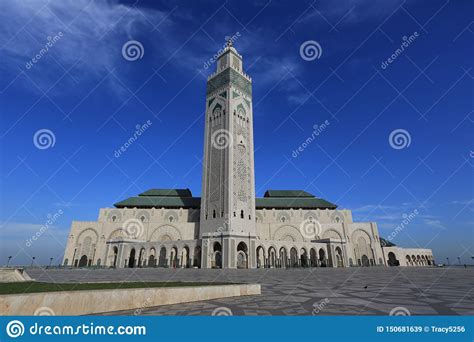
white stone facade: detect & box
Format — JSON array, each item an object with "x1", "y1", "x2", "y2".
[{"x1": 63, "y1": 41, "x2": 434, "y2": 269}]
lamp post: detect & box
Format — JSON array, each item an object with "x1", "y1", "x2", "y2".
[
  {"x1": 6, "y1": 256, "x2": 12, "y2": 267},
  {"x1": 446, "y1": 257, "x2": 450, "y2": 266},
  {"x1": 30, "y1": 256, "x2": 36, "y2": 267},
  {"x1": 49, "y1": 257, "x2": 54, "y2": 267}
]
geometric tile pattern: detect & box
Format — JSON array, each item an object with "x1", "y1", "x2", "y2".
[{"x1": 27, "y1": 267, "x2": 474, "y2": 316}]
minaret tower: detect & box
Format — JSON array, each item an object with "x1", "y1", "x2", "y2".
[{"x1": 200, "y1": 39, "x2": 256, "y2": 269}]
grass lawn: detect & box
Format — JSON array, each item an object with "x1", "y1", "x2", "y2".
[{"x1": 0, "y1": 281, "x2": 233, "y2": 295}]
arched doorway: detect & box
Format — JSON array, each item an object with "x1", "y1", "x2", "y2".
[
  {"x1": 300, "y1": 248, "x2": 308, "y2": 267},
  {"x1": 158, "y1": 247, "x2": 167, "y2": 267},
  {"x1": 361, "y1": 254, "x2": 369, "y2": 267},
  {"x1": 128, "y1": 248, "x2": 136, "y2": 268},
  {"x1": 78, "y1": 255, "x2": 88, "y2": 267},
  {"x1": 310, "y1": 248, "x2": 317, "y2": 267},
  {"x1": 290, "y1": 247, "x2": 298, "y2": 267},
  {"x1": 237, "y1": 242, "x2": 248, "y2": 269},
  {"x1": 138, "y1": 248, "x2": 145, "y2": 267},
  {"x1": 319, "y1": 249, "x2": 326, "y2": 267},
  {"x1": 170, "y1": 247, "x2": 178, "y2": 268},
  {"x1": 335, "y1": 247, "x2": 343, "y2": 267},
  {"x1": 112, "y1": 247, "x2": 118, "y2": 267},
  {"x1": 213, "y1": 242, "x2": 222, "y2": 268},
  {"x1": 181, "y1": 246, "x2": 189, "y2": 268},
  {"x1": 388, "y1": 252, "x2": 399, "y2": 266},
  {"x1": 268, "y1": 247, "x2": 276, "y2": 268},
  {"x1": 148, "y1": 248, "x2": 156, "y2": 267},
  {"x1": 279, "y1": 247, "x2": 287, "y2": 268},
  {"x1": 194, "y1": 246, "x2": 201, "y2": 268},
  {"x1": 257, "y1": 246, "x2": 265, "y2": 268}
]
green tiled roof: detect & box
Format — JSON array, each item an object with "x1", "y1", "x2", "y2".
[
  {"x1": 114, "y1": 196, "x2": 200, "y2": 209},
  {"x1": 114, "y1": 189, "x2": 337, "y2": 210},
  {"x1": 256, "y1": 197, "x2": 336, "y2": 209},
  {"x1": 264, "y1": 190, "x2": 315, "y2": 198},
  {"x1": 138, "y1": 189, "x2": 192, "y2": 197}
]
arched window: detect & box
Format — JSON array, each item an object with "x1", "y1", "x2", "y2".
[
  {"x1": 112, "y1": 216, "x2": 117, "y2": 222},
  {"x1": 240, "y1": 210, "x2": 244, "y2": 219},
  {"x1": 213, "y1": 210, "x2": 216, "y2": 218}
]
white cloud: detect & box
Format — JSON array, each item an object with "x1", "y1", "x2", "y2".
[{"x1": 0, "y1": 0, "x2": 169, "y2": 93}]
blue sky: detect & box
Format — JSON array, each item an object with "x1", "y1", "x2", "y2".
[{"x1": 0, "y1": 0, "x2": 472, "y2": 266}]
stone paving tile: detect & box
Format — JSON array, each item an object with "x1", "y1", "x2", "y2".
[{"x1": 26, "y1": 267, "x2": 474, "y2": 316}]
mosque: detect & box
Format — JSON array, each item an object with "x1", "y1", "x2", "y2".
[{"x1": 63, "y1": 41, "x2": 434, "y2": 269}]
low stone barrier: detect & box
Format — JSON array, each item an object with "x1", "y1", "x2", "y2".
[
  {"x1": 0, "y1": 284, "x2": 260, "y2": 315},
  {"x1": 0, "y1": 268, "x2": 32, "y2": 283}
]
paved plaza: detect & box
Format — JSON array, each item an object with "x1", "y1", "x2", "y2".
[{"x1": 26, "y1": 267, "x2": 474, "y2": 316}]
